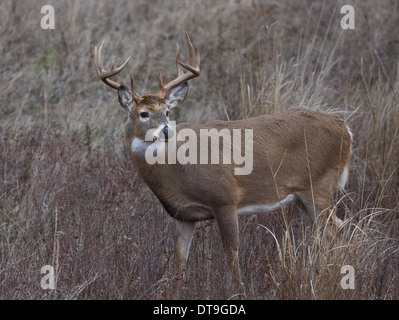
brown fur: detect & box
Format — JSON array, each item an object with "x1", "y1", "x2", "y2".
[
  {"x1": 139, "y1": 94, "x2": 165, "y2": 105},
  {"x1": 124, "y1": 105, "x2": 351, "y2": 297},
  {"x1": 126, "y1": 108, "x2": 351, "y2": 222}
]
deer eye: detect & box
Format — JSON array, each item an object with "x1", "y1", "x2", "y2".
[
  {"x1": 140, "y1": 112, "x2": 149, "y2": 118},
  {"x1": 166, "y1": 111, "x2": 170, "y2": 117}
]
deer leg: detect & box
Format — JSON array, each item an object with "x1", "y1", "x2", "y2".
[
  {"x1": 175, "y1": 220, "x2": 196, "y2": 272},
  {"x1": 296, "y1": 173, "x2": 344, "y2": 230},
  {"x1": 164, "y1": 220, "x2": 195, "y2": 299},
  {"x1": 214, "y1": 206, "x2": 245, "y2": 299}
]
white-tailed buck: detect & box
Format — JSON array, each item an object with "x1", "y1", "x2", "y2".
[{"x1": 94, "y1": 33, "x2": 352, "y2": 297}]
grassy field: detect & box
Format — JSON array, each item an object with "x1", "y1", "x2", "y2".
[{"x1": 0, "y1": 0, "x2": 398, "y2": 299}]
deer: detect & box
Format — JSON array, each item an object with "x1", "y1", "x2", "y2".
[{"x1": 94, "y1": 32, "x2": 352, "y2": 298}]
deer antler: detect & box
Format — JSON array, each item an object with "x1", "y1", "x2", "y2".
[
  {"x1": 94, "y1": 41, "x2": 142, "y2": 102},
  {"x1": 158, "y1": 32, "x2": 200, "y2": 99}
]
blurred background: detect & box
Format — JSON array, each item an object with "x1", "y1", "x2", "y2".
[{"x1": 0, "y1": 0, "x2": 398, "y2": 299}]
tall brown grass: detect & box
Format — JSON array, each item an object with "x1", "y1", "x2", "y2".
[{"x1": 0, "y1": 0, "x2": 398, "y2": 299}]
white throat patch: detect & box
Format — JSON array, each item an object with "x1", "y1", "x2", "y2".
[
  {"x1": 131, "y1": 138, "x2": 149, "y2": 156},
  {"x1": 131, "y1": 137, "x2": 166, "y2": 157}
]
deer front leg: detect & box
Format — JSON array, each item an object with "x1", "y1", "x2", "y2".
[
  {"x1": 163, "y1": 220, "x2": 196, "y2": 299},
  {"x1": 175, "y1": 220, "x2": 196, "y2": 272},
  {"x1": 214, "y1": 206, "x2": 245, "y2": 299}
]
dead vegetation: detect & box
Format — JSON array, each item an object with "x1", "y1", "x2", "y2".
[{"x1": 0, "y1": 0, "x2": 398, "y2": 299}]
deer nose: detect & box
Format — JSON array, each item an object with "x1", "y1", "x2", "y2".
[{"x1": 162, "y1": 126, "x2": 173, "y2": 141}]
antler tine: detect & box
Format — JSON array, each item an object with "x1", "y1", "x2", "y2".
[
  {"x1": 178, "y1": 46, "x2": 200, "y2": 75},
  {"x1": 94, "y1": 41, "x2": 108, "y2": 82},
  {"x1": 129, "y1": 72, "x2": 142, "y2": 102},
  {"x1": 196, "y1": 48, "x2": 200, "y2": 71},
  {"x1": 111, "y1": 56, "x2": 116, "y2": 70},
  {"x1": 177, "y1": 42, "x2": 200, "y2": 76},
  {"x1": 158, "y1": 32, "x2": 201, "y2": 98},
  {"x1": 176, "y1": 43, "x2": 184, "y2": 77},
  {"x1": 94, "y1": 40, "x2": 141, "y2": 101},
  {"x1": 185, "y1": 31, "x2": 195, "y2": 66},
  {"x1": 158, "y1": 68, "x2": 163, "y2": 88}
]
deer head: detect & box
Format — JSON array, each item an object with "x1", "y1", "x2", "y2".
[{"x1": 94, "y1": 32, "x2": 200, "y2": 143}]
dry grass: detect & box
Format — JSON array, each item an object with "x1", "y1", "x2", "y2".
[{"x1": 0, "y1": 0, "x2": 398, "y2": 299}]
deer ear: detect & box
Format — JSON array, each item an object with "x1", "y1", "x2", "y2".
[
  {"x1": 165, "y1": 82, "x2": 188, "y2": 109},
  {"x1": 118, "y1": 85, "x2": 135, "y2": 112}
]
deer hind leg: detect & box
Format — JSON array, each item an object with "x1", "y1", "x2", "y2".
[
  {"x1": 296, "y1": 172, "x2": 343, "y2": 229},
  {"x1": 214, "y1": 206, "x2": 245, "y2": 299}
]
